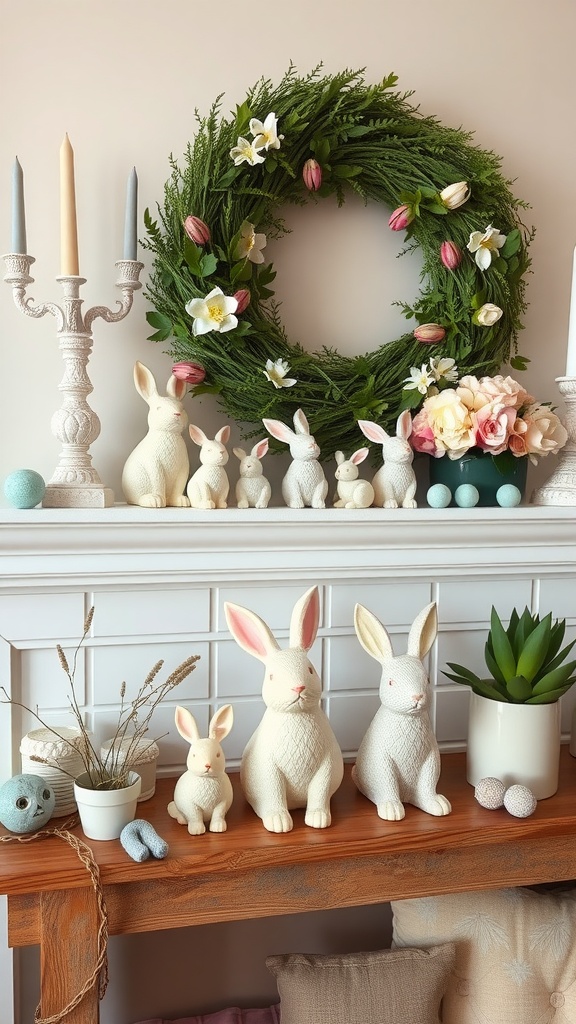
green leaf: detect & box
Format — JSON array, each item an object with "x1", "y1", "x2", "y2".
[
  {"x1": 510, "y1": 355, "x2": 531, "y2": 371},
  {"x1": 526, "y1": 685, "x2": 573, "y2": 704},
  {"x1": 399, "y1": 387, "x2": 424, "y2": 412},
  {"x1": 506, "y1": 675, "x2": 533, "y2": 702},
  {"x1": 184, "y1": 239, "x2": 202, "y2": 274},
  {"x1": 530, "y1": 661, "x2": 576, "y2": 695},
  {"x1": 332, "y1": 164, "x2": 363, "y2": 179},
  {"x1": 470, "y1": 289, "x2": 487, "y2": 310},
  {"x1": 443, "y1": 663, "x2": 482, "y2": 685},
  {"x1": 199, "y1": 253, "x2": 218, "y2": 278},
  {"x1": 489, "y1": 606, "x2": 517, "y2": 682},
  {"x1": 515, "y1": 613, "x2": 553, "y2": 682},
  {"x1": 230, "y1": 260, "x2": 253, "y2": 284},
  {"x1": 234, "y1": 100, "x2": 253, "y2": 135},
  {"x1": 500, "y1": 228, "x2": 521, "y2": 258},
  {"x1": 539, "y1": 638, "x2": 576, "y2": 678},
  {"x1": 215, "y1": 166, "x2": 242, "y2": 190},
  {"x1": 145, "y1": 311, "x2": 172, "y2": 341},
  {"x1": 484, "y1": 643, "x2": 507, "y2": 688}
]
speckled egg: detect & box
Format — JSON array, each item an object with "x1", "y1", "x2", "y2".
[
  {"x1": 474, "y1": 776, "x2": 506, "y2": 809},
  {"x1": 496, "y1": 484, "x2": 522, "y2": 508},
  {"x1": 0, "y1": 774, "x2": 55, "y2": 833},
  {"x1": 454, "y1": 484, "x2": 479, "y2": 508},
  {"x1": 3, "y1": 469, "x2": 46, "y2": 509},
  {"x1": 503, "y1": 783, "x2": 537, "y2": 818},
  {"x1": 427, "y1": 483, "x2": 452, "y2": 508}
]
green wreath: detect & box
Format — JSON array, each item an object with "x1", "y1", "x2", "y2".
[{"x1": 143, "y1": 65, "x2": 532, "y2": 458}]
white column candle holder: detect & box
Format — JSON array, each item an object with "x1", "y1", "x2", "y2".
[
  {"x1": 2, "y1": 252, "x2": 143, "y2": 507},
  {"x1": 532, "y1": 376, "x2": 576, "y2": 505}
]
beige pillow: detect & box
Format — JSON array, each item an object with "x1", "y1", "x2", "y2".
[
  {"x1": 392, "y1": 886, "x2": 576, "y2": 1024},
  {"x1": 266, "y1": 942, "x2": 455, "y2": 1024}
]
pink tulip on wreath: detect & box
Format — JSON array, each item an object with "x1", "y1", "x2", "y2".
[
  {"x1": 414, "y1": 323, "x2": 446, "y2": 344},
  {"x1": 440, "y1": 241, "x2": 463, "y2": 270},
  {"x1": 172, "y1": 361, "x2": 206, "y2": 384},
  {"x1": 183, "y1": 216, "x2": 211, "y2": 245},
  {"x1": 233, "y1": 289, "x2": 251, "y2": 314},
  {"x1": 388, "y1": 204, "x2": 414, "y2": 232},
  {"x1": 302, "y1": 158, "x2": 322, "y2": 191}
]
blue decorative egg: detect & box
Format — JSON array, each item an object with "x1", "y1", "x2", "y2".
[
  {"x1": 4, "y1": 469, "x2": 46, "y2": 509},
  {"x1": 0, "y1": 774, "x2": 55, "y2": 833},
  {"x1": 496, "y1": 483, "x2": 522, "y2": 508},
  {"x1": 454, "y1": 484, "x2": 479, "y2": 508},
  {"x1": 426, "y1": 483, "x2": 452, "y2": 508}
]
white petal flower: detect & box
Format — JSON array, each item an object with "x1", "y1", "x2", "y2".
[
  {"x1": 263, "y1": 358, "x2": 297, "y2": 388},
  {"x1": 429, "y1": 357, "x2": 458, "y2": 383},
  {"x1": 467, "y1": 224, "x2": 507, "y2": 270},
  {"x1": 185, "y1": 287, "x2": 238, "y2": 335},
  {"x1": 249, "y1": 112, "x2": 284, "y2": 151},
  {"x1": 403, "y1": 364, "x2": 435, "y2": 395},
  {"x1": 229, "y1": 136, "x2": 266, "y2": 166},
  {"x1": 235, "y1": 222, "x2": 267, "y2": 264},
  {"x1": 475, "y1": 302, "x2": 504, "y2": 327}
]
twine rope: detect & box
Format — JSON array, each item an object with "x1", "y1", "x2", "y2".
[{"x1": 0, "y1": 816, "x2": 109, "y2": 1024}]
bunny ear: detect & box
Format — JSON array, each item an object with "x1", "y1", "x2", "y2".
[
  {"x1": 262, "y1": 418, "x2": 295, "y2": 444},
  {"x1": 251, "y1": 438, "x2": 269, "y2": 459},
  {"x1": 216, "y1": 425, "x2": 231, "y2": 444},
  {"x1": 224, "y1": 601, "x2": 280, "y2": 661},
  {"x1": 189, "y1": 424, "x2": 208, "y2": 447},
  {"x1": 134, "y1": 362, "x2": 158, "y2": 402},
  {"x1": 351, "y1": 447, "x2": 370, "y2": 465},
  {"x1": 289, "y1": 586, "x2": 320, "y2": 651},
  {"x1": 209, "y1": 704, "x2": 234, "y2": 742},
  {"x1": 293, "y1": 409, "x2": 310, "y2": 435},
  {"x1": 396, "y1": 410, "x2": 413, "y2": 441},
  {"x1": 233, "y1": 447, "x2": 247, "y2": 461},
  {"x1": 358, "y1": 420, "x2": 389, "y2": 445},
  {"x1": 174, "y1": 705, "x2": 200, "y2": 744},
  {"x1": 167, "y1": 375, "x2": 187, "y2": 401},
  {"x1": 407, "y1": 602, "x2": 437, "y2": 659},
  {"x1": 334, "y1": 451, "x2": 345, "y2": 465},
  {"x1": 354, "y1": 604, "x2": 394, "y2": 662}
]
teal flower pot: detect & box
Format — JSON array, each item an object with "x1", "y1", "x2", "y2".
[{"x1": 428, "y1": 450, "x2": 528, "y2": 507}]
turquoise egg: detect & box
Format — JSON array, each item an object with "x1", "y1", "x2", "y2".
[
  {"x1": 4, "y1": 469, "x2": 46, "y2": 509},
  {"x1": 0, "y1": 774, "x2": 55, "y2": 833},
  {"x1": 427, "y1": 483, "x2": 452, "y2": 508},
  {"x1": 454, "y1": 484, "x2": 479, "y2": 508},
  {"x1": 496, "y1": 484, "x2": 522, "y2": 507}
]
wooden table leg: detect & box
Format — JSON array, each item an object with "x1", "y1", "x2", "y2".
[{"x1": 40, "y1": 887, "x2": 100, "y2": 1024}]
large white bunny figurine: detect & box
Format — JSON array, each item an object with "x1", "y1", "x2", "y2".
[
  {"x1": 224, "y1": 586, "x2": 343, "y2": 832},
  {"x1": 262, "y1": 409, "x2": 328, "y2": 509},
  {"x1": 122, "y1": 361, "x2": 191, "y2": 508},
  {"x1": 333, "y1": 448, "x2": 375, "y2": 508},
  {"x1": 168, "y1": 704, "x2": 234, "y2": 834},
  {"x1": 358, "y1": 410, "x2": 417, "y2": 508},
  {"x1": 187, "y1": 424, "x2": 231, "y2": 509},
  {"x1": 233, "y1": 439, "x2": 272, "y2": 508},
  {"x1": 352, "y1": 601, "x2": 451, "y2": 821}
]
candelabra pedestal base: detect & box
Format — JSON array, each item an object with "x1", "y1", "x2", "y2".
[
  {"x1": 42, "y1": 484, "x2": 115, "y2": 509},
  {"x1": 532, "y1": 376, "x2": 576, "y2": 506}
]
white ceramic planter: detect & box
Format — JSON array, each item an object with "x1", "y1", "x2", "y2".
[
  {"x1": 73, "y1": 771, "x2": 141, "y2": 840},
  {"x1": 466, "y1": 691, "x2": 561, "y2": 799},
  {"x1": 20, "y1": 726, "x2": 86, "y2": 816}
]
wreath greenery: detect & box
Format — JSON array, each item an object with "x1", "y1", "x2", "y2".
[{"x1": 143, "y1": 65, "x2": 532, "y2": 459}]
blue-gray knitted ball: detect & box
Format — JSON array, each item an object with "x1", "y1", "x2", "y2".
[
  {"x1": 4, "y1": 469, "x2": 46, "y2": 509},
  {"x1": 0, "y1": 774, "x2": 55, "y2": 833}
]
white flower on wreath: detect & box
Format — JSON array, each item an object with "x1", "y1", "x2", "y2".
[
  {"x1": 430, "y1": 356, "x2": 458, "y2": 383},
  {"x1": 250, "y1": 112, "x2": 283, "y2": 151},
  {"x1": 467, "y1": 224, "x2": 507, "y2": 270},
  {"x1": 474, "y1": 302, "x2": 504, "y2": 327},
  {"x1": 263, "y1": 358, "x2": 297, "y2": 388},
  {"x1": 229, "y1": 136, "x2": 266, "y2": 166},
  {"x1": 235, "y1": 222, "x2": 267, "y2": 264},
  {"x1": 185, "y1": 287, "x2": 238, "y2": 336},
  {"x1": 403, "y1": 364, "x2": 435, "y2": 395}
]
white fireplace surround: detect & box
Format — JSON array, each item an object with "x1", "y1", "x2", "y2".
[{"x1": 1, "y1": 504, "x2": 576, "y2": 1021}]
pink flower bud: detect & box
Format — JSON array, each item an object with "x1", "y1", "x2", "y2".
[
  {"x1": 183, "y1": 216, "x2": 211, "y2": 245},
  {"x1": 440, "y1": 241, "x2": 463, "y2": 270},
  {"x1": 303, "y1": 158, "x2": 322, "y2": 192},
  {"x1": 414, "y1": 323, "x2": 446, "y2": 344},
  {"x1": 233, "y1": 289, "x2": 250, "y2": 314},
  {"x1": 171, "y1": 361, "x2": 206, "y2": 384},
  {"x1": 388, "y1": 204, "x2": 414, "y2": 232}
]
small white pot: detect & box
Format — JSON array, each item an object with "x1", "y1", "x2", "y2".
[
  {"x1": 466, "y1": 691, "x2": 561, "y2": 799},
  {"x1": 73, "y1": 771, "x2": 141, "y2": 841}
]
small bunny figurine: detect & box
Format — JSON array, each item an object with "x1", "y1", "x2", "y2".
[
  {"x1": 168, "y1": 704, "x2": 234, "y2": 834},
  {"x1": 122, "y1": 361, "x2": 191, "y2": 508},
  {"x1": 233, "y1": 439, "x2": 272, "y2": 508},
  {"x1": 224, "y1": 586, "x2": 344, "y2": 833},
  {"x1": 358, "y1": 410, "x2": 417, "y2": 508},
  {"x1": 262, "y1": 409, "x2": 328, "y2": 509},
  {"x1": 333, "y1": 449, "x2": 375, "y2": 508},
  {"x1": 352, "y1": 601, "x2": 451, "y2": 821},
  {"x1": 187, "y1": 424, "x2": 231, "y2": 509}
]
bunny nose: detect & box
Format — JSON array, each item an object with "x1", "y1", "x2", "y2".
[
  {"x1": 412, "y1": 694, "x2": 423, "y2": 702},
  {"x1": 204, "y1": 763, "x2": 211, "y2": 770},
  {"x1": 292, "y1": 685, "x2": 305, "y2": 694}
]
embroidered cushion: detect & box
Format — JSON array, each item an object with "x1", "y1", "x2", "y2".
[{"x1": 266, "y1": 942, "x2": 455, "y2": 1024}]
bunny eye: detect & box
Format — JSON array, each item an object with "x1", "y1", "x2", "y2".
[
  {"x1": 388, "y1": 679, "x2": 394, "y2": 686},
  {"x1": 269, "y1": 673, "x2": 273, "y2": 681},
  {"x1": 216, "y1": 752, "x2": 221, "y2": 758},
  {"x1": 308, "y1": 666, "x2": 313, "y2": 674}
]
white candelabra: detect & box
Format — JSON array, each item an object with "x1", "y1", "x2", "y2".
[{"x1": 2, "y1": 252, "x2": 143, "y2": 507}]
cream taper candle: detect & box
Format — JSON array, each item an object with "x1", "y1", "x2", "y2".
[
  {"x1": 11, "y1": 157, "x2": 27, "y2": 254},
  {"x1": 60, "y1": 134, "x2": 79, "y2": 276},
  {"x1": 566, "y1": 245, "x2": 576, "y2": 376},
  {"x1": 123, "y1": 167, "x2": 138, "y2": 260}
]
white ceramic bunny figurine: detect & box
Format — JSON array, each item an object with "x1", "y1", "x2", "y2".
[
  {"x1": 122, "y1": 361, "x2": 191, "y2": 508},
  {"x1": 262, "y1": 409, "x2": 328, "y2": 509},
  {"x1": 333, "y1": 448, "x2": 375, "y2": 508},
  {"x1": 187, "y1": 424, "x2": 231, "y2": 509},
  {"x1": 352, "y1": 601, "x2": 451, "y2": 821},
  {"x1": 358, "y1": 410, "x2": 417, "y2": 508},
  {"x1": 224, "y1": 586, "x2": 343, "y2": 833},
  {"x1": 233, "y1": 439, "x2": 272, "y2": 508},
  {"x1": 167, "y1": 704, "x2": 234, "y2": 834}
]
